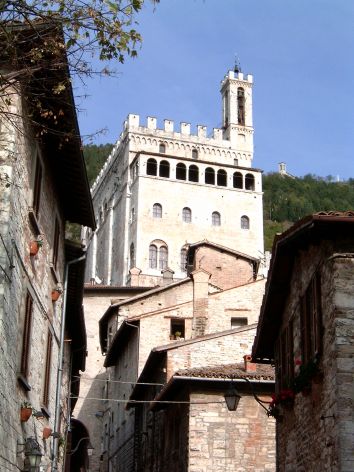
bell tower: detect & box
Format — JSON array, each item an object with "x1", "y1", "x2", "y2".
[{"x1": 221, "y1": 65, "x2": 254, "y2": 153}]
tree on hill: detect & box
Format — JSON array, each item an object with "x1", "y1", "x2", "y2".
[
  {"x1": 263, "y1": 173, "x2": 354, "y2": 250},
  {"x1": 84, "y1": 143, "x2": 114, "y2": 185}
]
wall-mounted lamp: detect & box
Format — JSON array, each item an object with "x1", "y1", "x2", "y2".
[
  {"x1": 224, "y1": 382, "x2": 241, "y2": 411},
  {"x1": 67, "y1": 436, "x2": 94, "y2": 456},
  {"x1": 17, "y1": 437, "x2": 42, "y2": 472}
]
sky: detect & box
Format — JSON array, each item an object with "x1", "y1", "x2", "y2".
[{"x1": 75, "y1": 0, "x2": 354, "y2": 179}]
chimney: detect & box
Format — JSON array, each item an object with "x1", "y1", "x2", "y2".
[
  {"x1": 243, "y1": 354, "x2": 257, "y2": 372},
  {"x1": 161, "y1": 268, "x2": 174, "y2": 286},
  {"x1": 129, "y1": 267, "x2": 141, "y2": 286}
]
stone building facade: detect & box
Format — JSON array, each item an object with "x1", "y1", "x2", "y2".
[
  {"x1": 0, "y1": 25, "x2": 95, "y2": 472},
  {"x1": 83, "y1": 69, "x2": 264, "y2": 286},
  {"x1": 129, "y1": 358, "x2": 275, "y2": 472},
  {"x1": 97, "y1": 243, "x2": 272, "y2": 471},
  {"x1": 253, "y1": 212, "x2": 354, "y2": 472}
]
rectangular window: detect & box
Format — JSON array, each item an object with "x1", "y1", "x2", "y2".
[
  {"x1": 33, "y1": 158, "x2": 42, "y2": 216},
  {"x1": 20, "y1": 292, "x2": 33, "y2": 383},
  {"x1": 300, "y1": 273, "x2": 322, "y2": 364},
  {"x1": 277, "y1": 320, "x2": 294, "y2": 389},
  {"x1": 170, "y1": 319, "x2": 185, "y2": 339},
  {"x1": 231, "y1": 317, "x2": 248, "y2": 328},
  {"x1": 43, "y1": 330, "x2": 53, "y2": 408},
  {"x1": 52, "y1": 218, "x2": 60, "y2": 270}
]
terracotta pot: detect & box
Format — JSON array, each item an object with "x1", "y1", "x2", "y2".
[
  {"x1": 29, "y1": 241, "x2": 40, "y2": 256},
  {"x1": 51, "y1": 290, "x2": 61, "y2": 302},
  {"x1": 43, "y1": 427, "x2": 52, "y2": 439},
  {"x1": 20, "y1": 407, "x2": 32, "y2": 422}
]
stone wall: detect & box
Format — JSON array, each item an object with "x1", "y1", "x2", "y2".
[
  {"x1": 275, "y1": 242, "x2": 354, "y2": 472},
  {"x1": 189, "y1": 392, "x2": 275, "y2": 472},
  {"x1": 0, "y1": 92, "x2": 69, "y2": 471}
]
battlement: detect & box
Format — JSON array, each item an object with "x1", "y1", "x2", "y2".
[
  {"x1": 220, "y1": 70, "x2": 253, "y2": 89},
  {"x1": 123, "y1": 114, "x2": 223, "y2": 140}
]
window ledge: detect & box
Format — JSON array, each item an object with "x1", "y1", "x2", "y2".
[
  {"x1": 18, "y1": 374, "x2": 31, "y2": 392},
  {"x1": 40, "y1": 406, "x2": 51, "y2": 419},
  {"x1": 50, "y1": 263, "x2": 60, "y2": 284},
  {"x1": 28, "y1": 208, "x2": 41, "y2": 236}
]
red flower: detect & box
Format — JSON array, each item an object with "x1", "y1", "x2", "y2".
[{"x1": 295, "y1": 358, "x2": 302, "y2": 366}]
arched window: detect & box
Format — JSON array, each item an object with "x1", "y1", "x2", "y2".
[
  {"x1": 245, "y1": 173, "x2": 255, "y2": 191},
  {"x1": 149, "y1": 244, "x2": 157, "y2": 268},
  {"x1": 130, "y1": 243, "x2": 135, "y2": 268},
  {"x1": 192, "y1": 148, "x2": 198, "y2": 159},
  {"x1": 180, "y1": 247, "x2": 188, "y2": 272},
  {"x1": 241, "y1": 215, "x2": 250, "y2": 230},
  {"x1": 217, "y1": 169, "x2": 227, "y2": 187},
  {"x1": 237, "y1": 87, "x2": 245, "y2": 125},
  {"x1": 159, "y1": 143, "x2": 166, "y2": 153},
  {"x1": 212, "y1": 211, "x2": 221, "y2": 226},
  {"x1": 188, "y1": 165, "x2": 199, "y2": 182},
  {"x1": 176, "y1": 163, "x2": 187, "y2": 180},
  {"x1": 159, "y1": 160, "x2": 170, "y2": 178},
  {"x1": 182, "y1": 207, "x2": 192, "y2": 223},
  {"x1": 147, "y1": 158, "x2": 157, "y2": 176},
  {"x1": 205, "y1": 167, "x2": 215, "y2": 185},
  {"x1": 159, "y1": 246, "x2": 168, "y2": 269},
  {"x1": 233, "y1": 172, "x2": 243, "y2": 189},
  {"x1": 153, "y1": 203, "x2": 162, "y2": 218}
]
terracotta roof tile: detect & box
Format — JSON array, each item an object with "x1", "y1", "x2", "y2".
[{"x1": 175, "y1": 362, "x2": 274, "y2": 381}]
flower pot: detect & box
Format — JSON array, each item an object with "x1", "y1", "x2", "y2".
[
  {"x1": 43, "y1": 427, "x2": 52, "y2": 439},
  {"x1": 29, "y1": 241, "x2": 40, "y2": 256},
  {"x1": 51, "y1": 290, "x2": 61, "y2": 302},
  {"x1": 20, "y1": 407, "x2": 32, "y2": 422}
]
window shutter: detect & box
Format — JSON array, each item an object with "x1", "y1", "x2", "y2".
[
  {"x1": 21, "y1": 292, "x2": 33, "y2": 378},
  {"x1": 43, "y1": 330, "x2": 53, "y2": 407}
]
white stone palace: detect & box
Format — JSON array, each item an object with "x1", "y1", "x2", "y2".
[{"x1": 83, "y1": 69, "x2": 264, "y2": 287}]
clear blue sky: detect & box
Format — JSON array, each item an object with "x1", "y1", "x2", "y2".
[{"x1": 75, "y1": 0, "x2": 354, "y2": 179}]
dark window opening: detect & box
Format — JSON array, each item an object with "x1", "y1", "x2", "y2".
[
  {"x1": 188, "y1": 165, "x2": 199, "y2": 182},
  {"x1": 52, "y1": 218, "x2": 60, "y2": 270},
  {"x1": 149, "y1": 245, "x2": 157, "y2": 269},
  {"x1": 241, "y1": 215, "x2": 250, "y2": 229},
  {"x1": 159, "y1": 143, "x2": 166, "y2": 153},
  {"x1": 300, "y1": 274, "x2": 322, "y2": 365},
  {"x1": 130, "y1": 243, "x2": 135, "y2": 268},
  {"x1": 212, "y1": 211, "x2": 221, "y2": 226},
  {"x1": 245, "y1": 173, "x2": 255, "y2": 191},
  {"x1": 237, "y1": 87, "x2": 245, "y2": 125},
  {"x1": 231, "y1": 317, "x2": 248, "y2": 328},
  {"x1": 159, "y1": 246, "x2": 168, "y2": 269},
  {"x1": 20, "y1": 292, "x2": 33, "y2": 381},
  {"x1": 43, "y1": 330, "x2": 53, "y2": 408},
  {"x1": 192, "y1": 149, "x2": 198, "y2": 159},
  {"x1": 170, "y1": 319, "x2": 185, "y2": 339},
  {"x1": 33, "y1": 158, "x2": 42, "y2": 216},
  {"x1": 205, "y1": 167, "x2": 215, "y2": 185},
  {"x1": 182, "y1": 207, "x2": 192, "y2": 223},
  {"x1": 153, "y1": 203, "x2": 162, "y2": 218},
  {"x1": 180, "y1": 248, "x2": 188, "y2": 272},
  {"x1": 147, "y1": 158, "x2": 157, "y2": 176},
  {"x1": 176, "y1": 163, "x2": 186, "y2": 180},
  {"x1": 233, "y1": 172, "x2": 243, "y2": 189},
  {"x1": 159, "y1": 160, "x2": 170, "y2": 178},
  {"x1": 217, "y1": 169, "x2": 227, "y2": 187}
]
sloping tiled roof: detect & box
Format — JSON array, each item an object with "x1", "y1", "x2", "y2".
[{"x1": 175, "y1": 362, "x2": 274, "y2": 381}]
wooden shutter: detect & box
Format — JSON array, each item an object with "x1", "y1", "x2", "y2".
[
  {"x1": 52, "y1": 218, "x2": 60, "y2": 270},
  {"x1": 20, "y1": 292, "x2": 33, "y2": 378},
  {"x1": 43, "y1": 330, "x2": 53, "y2": 407},
  {"x1": 33, "y1": 159, "x2": 42, "y2": 216}
]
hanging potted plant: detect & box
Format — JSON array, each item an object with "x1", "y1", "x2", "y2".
[
  {"x1": 51, "y1": 287, "x2": 63, "y2": 302},
  {"x1": 20, "y1": 402, "x2": 33, "y2": 422},
  {"x1": 29, "y1": 237, "x2": 43, "y2": 256},
  {"x1": 43, "y1": 427, "x2": 52, "y2": 440}
]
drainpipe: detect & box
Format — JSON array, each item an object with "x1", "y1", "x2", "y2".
[{"x1": 51, "y1": 254, "x2": 86, "y2": 472}]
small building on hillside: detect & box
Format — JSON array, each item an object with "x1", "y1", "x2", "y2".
[
  {"x1": 253, "y1": 211, "x2": 354, "y2": 472},
  {"x1": 0, "y1": 23, "x2": 95, "y2": 472}
]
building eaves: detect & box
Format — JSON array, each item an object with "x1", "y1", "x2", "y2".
[
  {"x1": 252, "y1": 211, "x2": 354, "y2": 363},
  {"x1": 187, "y1": 239, "x2": 259, "y2": 263}
]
